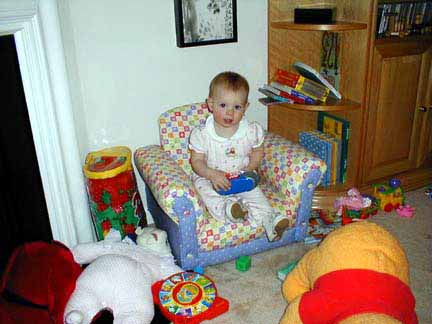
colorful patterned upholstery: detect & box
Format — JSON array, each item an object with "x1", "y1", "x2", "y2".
[
  {"x1": 135, "y1": 103, "x2": 327, "y2": 252},
  {"x1": 134, "y1": 103, "x2": 326, "y2": 268},
  {"x1": 134, "y1": 145, "x2": 204, "y2": 224},
  {"x1": 159, "y1": 103, "x2": 210, "y2": 175},
  {"x1": 259, "y1": 133, "x2": 327, "y2": 221}
]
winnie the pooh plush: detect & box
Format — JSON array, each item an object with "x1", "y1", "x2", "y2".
[{"x1": 280, "y1": 221, "x2": 418, "y2": 324}]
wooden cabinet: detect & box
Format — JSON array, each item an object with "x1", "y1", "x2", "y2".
[
  {"x1": 415, "y1": 45, "x2": 432, "y2": 168},
  {"x1": 267, "y1": 0, "x2": 432, "y2": 210},
  {"x1": 362, "y1": 39, "x2": 432, "y2": 182}
]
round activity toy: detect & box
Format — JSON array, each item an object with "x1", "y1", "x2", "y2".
[{"x1": 152, "y1": 272, "x2": 229, "y2": 324}]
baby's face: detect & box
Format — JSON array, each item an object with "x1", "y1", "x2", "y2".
[{"x1": 209, "y1": 87, "x2": 249, "y2": 133}]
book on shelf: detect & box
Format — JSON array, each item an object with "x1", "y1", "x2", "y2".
[
  {"x1": 275, "y1": 68, "x2": 330, "y2": 102},
  {"x1": 258, "y1": 96, "x2": 293, "y2": 106},
  {"x1": 376, "y1": 1, "x2": 432, "y2": 38},
  {"x1": 270, "y1": 82, "x2": 316, "y2": 104},
  {"x1": 258, "y1": 88, "x2": 293, "y2": 105},
  {"x1": 262, "y1": 84, "x2": 315, "y2": 105},
  {"x1": 293, "y1": 61, "x2": 342, "y2": 100},
  {"x1": 299, "y1": 131, "x2": 332, "y2": 187},
  {"x1": 310, "y1": 130, "x2": 341, "y2": 185},
  {"x1": 317, "y1": 112, "x2": 350, "y2": 184}
]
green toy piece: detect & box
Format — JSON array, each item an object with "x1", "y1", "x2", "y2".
[
  {"x1": 236, "y1": 256, "x2": 251, "y2": 272},
  {"x1": 277, "y1": 260, "x2": 299, "y2": 281}
]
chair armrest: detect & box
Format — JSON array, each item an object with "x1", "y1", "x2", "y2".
[
  {"x1": 259, "y1": 133, "x2": 327, "y2": 204},
  {"x1": 134, "y1": 145, "x2": 203, "y2": 224}
]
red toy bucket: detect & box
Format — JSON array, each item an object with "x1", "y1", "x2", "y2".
[{"x1": 83, "y1": 146, "x2": 146, "y2": 239}]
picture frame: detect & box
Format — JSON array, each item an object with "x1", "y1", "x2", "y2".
[{"x1": 174, "y1": 0, "x2": 237, "y2": 48}]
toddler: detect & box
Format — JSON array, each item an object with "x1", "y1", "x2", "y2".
[{"x1": 189, "y1": 71, "x2": 290, "y2": 241}]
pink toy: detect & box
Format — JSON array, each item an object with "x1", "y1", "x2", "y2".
[
  {"x1": 334, "y1": 188, "x2": 364, "y2": 215},
  {"x1": 395, "y1": 205, "x2": 415, "y2": 218}
]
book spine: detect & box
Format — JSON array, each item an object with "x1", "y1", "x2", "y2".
[
  {"x1": 270, "y1": 82, "x2": 316, "y2": 104},
  {"x1": 317, "y1": 112, "x2": 349, "y2": 184},
  {"x1": 263, "y1": 84, "x2": 306, "y2": 104},
  {"x1": 315, "y1": 131, "x2": 338, "y2": 185},
  {"x1": 342, "y1": 127, "x2": 350, "y2": 183},
  {"x1": 275, "y1": 75, "x2": 299, "y2": 88},
  {"x1": 295, "y1": 76, "x2": 330, "y2": 102},
  {"x1": 258, "y1": 88, "x2": 291, "y2": 103},
  {"x1": 276, "y1": 77, "x2": 321, "y2": 101},
  {"x1": 276, "y1": 69, "x2": 300, "y2": 82},
  {"x1": 299, "y1": 131, "x2": 330, "y2": 187},
  {"x1": 310, "y1": 132, "x2": 331, "y2": 186}
]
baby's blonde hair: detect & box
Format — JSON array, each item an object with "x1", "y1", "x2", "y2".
[{"x1": 209, "y1": 71, "x2": 249, "y2": 99}]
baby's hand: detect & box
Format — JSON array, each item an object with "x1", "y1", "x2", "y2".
[{"x1": 209, "y1": 170, "x2": 231, "y2": 192}]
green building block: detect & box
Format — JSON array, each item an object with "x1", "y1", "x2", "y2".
[{"x1": 236, "y1": 255, "x2": 251, "y2": 272}]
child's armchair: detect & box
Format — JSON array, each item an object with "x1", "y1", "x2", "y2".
[{"x1": 134, "y1": 103, "x2": 326, "y2": 270}]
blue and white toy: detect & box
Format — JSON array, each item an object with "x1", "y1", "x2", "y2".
[
  {"x1": 426, "y1": 187, "x2": 432, "y2": 201},
  {"x1": 217, "y1": 171, "x2": 260, "y2": 196}
]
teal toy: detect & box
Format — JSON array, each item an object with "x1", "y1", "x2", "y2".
[
  {"x1": 193, "y1": 265, "x2": 204, "y2": 274},
  {"x1": 277, "y1": 260, "x2": 299, "y2": 281}
]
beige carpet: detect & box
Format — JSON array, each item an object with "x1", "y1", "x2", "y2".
[{"x1": 204, "y1": 187, "x2": 432, "y2": 323}]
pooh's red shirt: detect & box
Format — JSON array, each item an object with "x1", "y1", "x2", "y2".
[{"x1": 299, "y1": 269, "x2": 418, "y2": 324}]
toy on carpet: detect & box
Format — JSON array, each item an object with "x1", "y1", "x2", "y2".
[
  {"x1": 135, "y1": 226, "x2": 172, "y2": 255},
  {"x1": 152, "y1": 271, "x2": 229, "y2": 324},
  {"x1": 425, "y1": 186, "x2": 432, "y2": 200},
  {"x1": 334, "y1": 188, "x2": 364, "y2": 213},
  {"x1": 64, "y1": 228, "x2": 183, "y2": 324},
  {"x1": 0, "y1": 241, "x2": 82, "y2": 324},
  {"x1": 217, "y1": 171, "x2": 260, "y2": 195},
  {"x1": 304, "y1": 210, "x2": 341, "y2": 244},
  {"x1": 83, "y1": 146, "x2": 146, "y2": 240},
  {"x1": 193, "y1": 266, "x2": 205, "y2": 274},
  {"x1": 341, "y1": 196, "x2": 379, "y2": 225},
  {"x1": 235, "y1": 255, "x2": 251, "y2": 272},
  {"x1": 373, "y1": 179, "x2": 405, "y2": 212},
  {"x1": 334, "y1": 188, "x2": 379, "y2": 225},
  {"x1": 280, "y1": 221, "x2": 418, "y2": 324},
  {"x1": 277, "y1": 259, "x2": 299, "y2": 281},
  {"x1": 396, "y1": 204, "x2": 415, "y2": 218}
]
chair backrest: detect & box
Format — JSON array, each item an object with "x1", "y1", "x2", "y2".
[{"x1": 159, "y1": 103, "x2": 210, "y2": 175}]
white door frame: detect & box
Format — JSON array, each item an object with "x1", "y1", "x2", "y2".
[{"x1": 0, "y1": 0, "x2": 95, "y2": 246}]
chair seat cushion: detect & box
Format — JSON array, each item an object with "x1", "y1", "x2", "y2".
[
  {"x1": 197, "y1": 182, "x2": 297, "y2": 252},
  {"x1": 197, "y1": 213, "x2": 265, "y2": 252}
]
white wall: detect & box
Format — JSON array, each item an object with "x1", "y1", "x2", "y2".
[{"x1": 59, "y1": 0, "x2": 268, "y2": 222}]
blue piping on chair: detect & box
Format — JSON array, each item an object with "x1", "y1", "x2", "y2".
[{"x1": 294, "y1": 168, "x2": 322, "y2": 241}]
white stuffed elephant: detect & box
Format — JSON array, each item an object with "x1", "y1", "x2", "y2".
[{"x1": 64, "y1": 228, "x2": 182, "y2": 324}]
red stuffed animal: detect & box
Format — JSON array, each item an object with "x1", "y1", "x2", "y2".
[{"x1": 0, "y1": 241, "x2": 82, "y2": 323}]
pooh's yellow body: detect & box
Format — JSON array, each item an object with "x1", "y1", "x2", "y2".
[{"x1": 280, "y1": 222, "x2": 417, "y2": 324}]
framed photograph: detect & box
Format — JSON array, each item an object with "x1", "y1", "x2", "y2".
[{"x1": 174, "y1": 0, "x2": 237, "y2": 48}]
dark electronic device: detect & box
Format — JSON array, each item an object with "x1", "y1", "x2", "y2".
[{"x1": 294, "y1": 8, "x2": 334, "y2": 24}]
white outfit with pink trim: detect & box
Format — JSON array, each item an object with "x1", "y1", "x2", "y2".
[{"x1": 189, "y1": 115, "x2": 285, "y2": 241}]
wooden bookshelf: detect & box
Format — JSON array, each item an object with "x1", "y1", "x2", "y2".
[
  {"x1": 268, "y1": 98, "x2": 361, "y2": 112},
  {"x1": 267, "y1": 0, "x2": 372, "y2": 208},
  {"x1": 267, "y1": 0, "x2": 432, "y2": 210},
  {"x1": 375, "y1": 35, "x2": 432, "y2": 45},
  {"x1": 271, "y1": 21, "x2": 367, "y2": 31}
]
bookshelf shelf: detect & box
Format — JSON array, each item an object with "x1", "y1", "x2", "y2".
[
  {"x1": 375, "y1": 35, "x2": 432, "y2": 45},
  {"x1": 268, "y1": 98, "x2": 361, "y2": 112},
  {"x1": 271, "y1": 21, "x2": 367, "y2": 31},
  {"x1": 312, "y1": 183, "x2": 353, "y2": 210}
]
